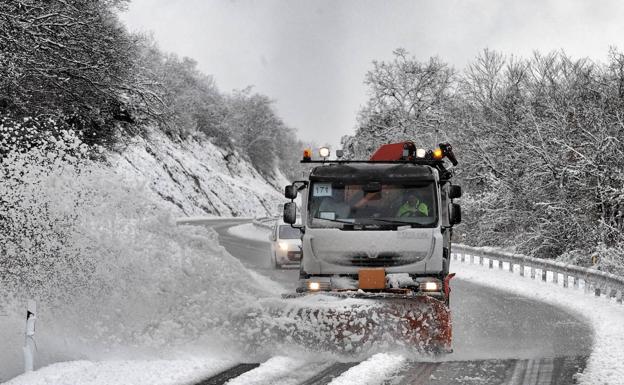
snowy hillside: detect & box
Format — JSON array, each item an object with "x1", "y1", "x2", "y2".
[
  {"x1": 0, "y1": 128, "x2": 291, "y2": 382},
  {"x1": 113, "y1": 129, "x2": 288, "y2": 217}
]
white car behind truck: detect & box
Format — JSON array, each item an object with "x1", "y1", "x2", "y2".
[{"x1": 268, "y1": 219, "x2": 302, "y2": 268}]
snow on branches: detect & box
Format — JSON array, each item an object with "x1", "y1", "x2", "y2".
[{"x1": 344, "y1": 49, "x2": 624, "y2": 272}]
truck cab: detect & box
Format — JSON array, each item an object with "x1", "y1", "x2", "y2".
[{"x1": 284, "y1": 143, "x2": 461, "y2": 300}]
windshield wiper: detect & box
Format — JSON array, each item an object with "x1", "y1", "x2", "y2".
[
  {"x1": 314, "y1": 217, "x2": 357, "y2": 225},
  {"x1": 365, "y1": 218, "x2": 430, "y2": 227},
  {"x1": 314, "y1": 217, "x2": 385, "y2": 229}
]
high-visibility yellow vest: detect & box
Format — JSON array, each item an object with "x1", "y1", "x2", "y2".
[{"x1": 398, "y1": 200, "x2": 429, "y2": 217}]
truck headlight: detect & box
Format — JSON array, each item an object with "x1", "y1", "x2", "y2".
[
  {"x1": 278, "y1": 242, "x2": 289, "y2": 250},
  {"x1": 420, "y1": 281, "x2": 440, "y2": 292},
  {"x1": 302, "y1": 277, "x2": 331, "y2": 292}
]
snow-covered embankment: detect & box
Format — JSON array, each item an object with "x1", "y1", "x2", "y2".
[{"x1": 0, "y1": 130, "x2": 288, "y2": 381}]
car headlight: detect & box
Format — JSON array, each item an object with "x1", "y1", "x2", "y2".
[
  {"x1": 308, "y1": 281, "x2": 321, "y2": 291},
  {"x1": 278, "y1": 242, "x2": 289, "y2": 250}
]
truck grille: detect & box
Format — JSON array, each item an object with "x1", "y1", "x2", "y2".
[{"x1": 349, "y1": 253, "x2": 407, "y2": 267}]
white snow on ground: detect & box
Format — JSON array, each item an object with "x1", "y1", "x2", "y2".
[
  {"x1": 226, "y1": 356, "x2": 328, "y2": 385},
  {"x1": 228, "y1": 222, "x2": 272, "y2": 243},
  {"x1": 0, "y1": 154, "x2": 286, "y2": 380},
  {"x1": 246, "y1": 269, "x2": 287, "y2": 294},
  {"x1": 4, "y1": 358, "x2": 234, "y2": 385},
  {"x1": 328, "y1": 353, "x2": 406, "y2": 385},
  {"x1": 454, "y1": 259, "x2": 624, "y2": 385}
]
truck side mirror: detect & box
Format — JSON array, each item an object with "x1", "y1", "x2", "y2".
[
  {"x1": 285, "y1": 185, "x2": 297, "y2": 199},
  {"x1": 449, "y1": 185, "x2": 462, "y2": 199},
  {"x1": 449, "y1": 203, "x2": 462, "y2": 225},
  {"x1": 283, "y1": 202, "x2": 297, "y2": 224}
]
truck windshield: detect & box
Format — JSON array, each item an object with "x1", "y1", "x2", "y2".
[
  {"x1": 308, "y1": 182, "x2": 438, "y2": 228},
  {"x1": 279, "y1": 225, "x2": 301, "y2": 239}
]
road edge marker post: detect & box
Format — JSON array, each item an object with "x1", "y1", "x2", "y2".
[{"x1": 23, "y1": 300, "x2": 36, "y2": 373}]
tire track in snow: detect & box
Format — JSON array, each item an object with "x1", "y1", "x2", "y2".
[
  {"x1": 396, "y1": 361, "x2": 440, "y2": 385},
  {"x1": 392, "y1": 356, "x2": 587, "y2": 385},
  {"x1": 195, "y1": 363, "x2": 260, "y2": 385},
  {"x1": 299, "y1": 362, "x2": 359, "y2": 385},
  {"x1": 223, "y1": 357, "x2": 329, "y2": 385}
]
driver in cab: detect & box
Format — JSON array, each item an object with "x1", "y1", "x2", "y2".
[{"x1": 397, "y1": 191, "x2": 429, "y2": 217}]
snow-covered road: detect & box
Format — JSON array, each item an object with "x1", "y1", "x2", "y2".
[
  {"x1": 200, "y1": 219, "x2": 593, "y2": 384},
  {"x1": 196, "y1": 353, "x2": 584, "y2": 384}
]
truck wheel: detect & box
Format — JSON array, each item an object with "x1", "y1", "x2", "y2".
[{"x1": 299, "y1": 263, "x2": 307, "y2": 279}]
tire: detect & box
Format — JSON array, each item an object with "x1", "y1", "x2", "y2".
[{"x1": 272, "y1": 254, "x2": 281, "y2": 269}]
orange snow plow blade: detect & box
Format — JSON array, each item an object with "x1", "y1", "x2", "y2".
[{"x1": 228, "y1": 292, "x2": 452, "y2": 354}]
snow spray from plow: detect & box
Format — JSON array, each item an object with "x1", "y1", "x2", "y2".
[{"x1": 225, "y1": 293, "x2": 451, "y2": 354}]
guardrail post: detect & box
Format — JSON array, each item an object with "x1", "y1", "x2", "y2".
[
  {"x1": 479, "y1": 255, "x2": 483, "y2": 266},
  {"x1": 596, "y1": 280, "x2": 606, "y2": 297},
  {"x1": 498, "y1": 260, "x2": 503, "y2": 270},
  {"x1": 609, "y1": 287, "x2": 617, "y2": 300},
  {"x1": 460, "y1": 252, "x2": 465, "y2": 263},
  {"x1": 563, "y1": 274, "x2": 568, "y2": 288},
  {"x1": 574, "y1": 276, "x2": 580, "y2": 289},
  {"x1": 553, "y1": 272, "x2": 559, "y2": 285},
  {"x1": 584, "y1": 279, "x2": 591, "y2": 294},
  {"x1": 530, "y1": 267, "x2": 536, "y2": 279},
  {"x1": 508, "y1": 262, "x2": 514, "y2": 273},
  {"x1": 520, "y1": 264, "x2": 525, "y2": 277},
  {"x1": 541, "y1": 269, "x2": 547, "y2": 282}
]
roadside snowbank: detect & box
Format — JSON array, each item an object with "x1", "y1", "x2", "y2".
[
  {"x1": 454, "y1": 260, "x2": 624, "y2": 385},
  {"x1": 0, "y1": 146, "x2": 284, "y2": 381},
  {"x1": 3, "y1": 358, "x2": 234, "y2": 385}
]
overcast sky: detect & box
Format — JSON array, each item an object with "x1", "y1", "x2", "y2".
[{"x1": 120, "y1": 0, "x2": 624, "y2": 148}]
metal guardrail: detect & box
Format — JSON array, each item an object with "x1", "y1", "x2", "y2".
[{"x1": 452, "y1": 244, "x2": 624, "y2": 304}]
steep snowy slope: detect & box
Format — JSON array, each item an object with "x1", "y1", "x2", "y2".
[
  {"x1": 0, "y1": 129, "x2": 290, "y2": 381},
  {"x1": 112, "y1": 129, "x2": 288, "y2": 217}
]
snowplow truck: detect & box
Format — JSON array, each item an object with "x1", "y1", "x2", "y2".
[{"x1": 282, "y1": 142, "x2": 462, "y2": 353}]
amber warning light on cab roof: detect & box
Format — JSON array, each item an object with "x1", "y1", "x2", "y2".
[{"x1": 303, "y1": 148, "x2": 313, "y2": 161}]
